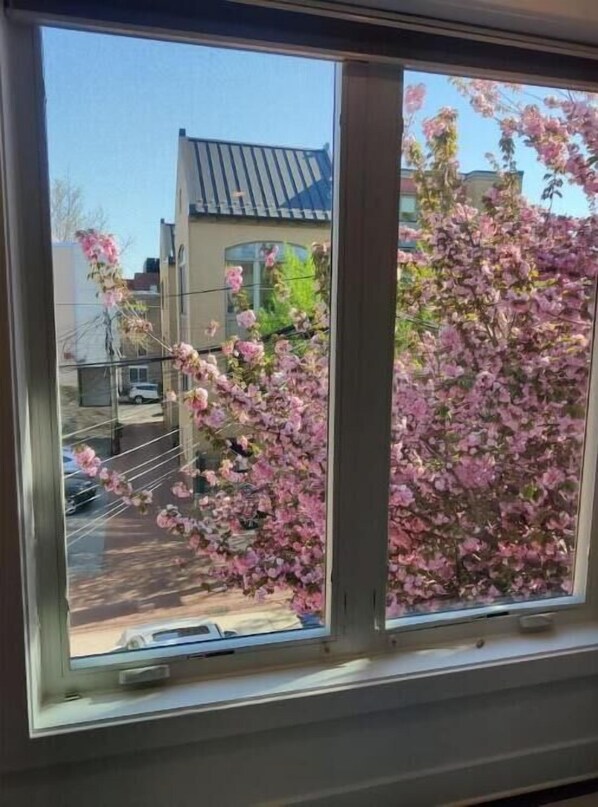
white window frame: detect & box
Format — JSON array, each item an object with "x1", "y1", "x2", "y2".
[{"x1": 2, "y1": 12, "x2": 598, "y2": 749}]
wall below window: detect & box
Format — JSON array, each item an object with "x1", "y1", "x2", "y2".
[{"x1": 3, "y1": 676, "x2": 598, "y2": 806}]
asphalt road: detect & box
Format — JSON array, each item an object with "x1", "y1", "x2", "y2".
[
  {"x1": 65, "y1": 401, "x2": 164, "y2": 578},
  {"x1": 66, "y1": 488, "x2": 109, "y2": 577}
]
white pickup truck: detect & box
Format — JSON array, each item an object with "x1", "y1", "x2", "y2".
[{"x1": 114, "y1": 619, "x2": 238, "y2": 651}]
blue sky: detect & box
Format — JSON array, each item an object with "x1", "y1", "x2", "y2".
[{"x1": 42, "y1": 27, "x2": 587, "y2": 276}]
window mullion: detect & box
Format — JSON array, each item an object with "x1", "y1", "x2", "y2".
[{"x1": 328, "y1": 61, "x2": 403, "y2": 654}]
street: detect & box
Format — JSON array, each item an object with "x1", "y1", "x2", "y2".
[{"x1": 66, "y1": 402, "x2": 300, "y2": 657}]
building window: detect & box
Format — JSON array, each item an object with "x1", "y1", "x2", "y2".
[
  {"x1": 129, "y1": 366, "x2": 149, "y2": 384},
  {"x1": 224, "y1": 242, "x2": 308, "y2": 336},
  {"x1": 399, "y1": 194, "x2": 417, "y2": 222},
  {"x1": 178, "y1": 244, "x2": 187, "y2": 315}
]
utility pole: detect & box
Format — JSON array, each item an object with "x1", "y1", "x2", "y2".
[
  {"x1": 194, "y1": 451, "x2": 207, "y2": 509},
  {"x1": 104, "y1": 307, "x2": 121, "y2": 455}
]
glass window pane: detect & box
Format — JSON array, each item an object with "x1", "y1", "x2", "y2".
[
  {"x1": 43, "y1": 27, "x2": 335, "y2": 658},
  {"x1": 387, "y1": 72, "x2": 597, "y2": 620}
]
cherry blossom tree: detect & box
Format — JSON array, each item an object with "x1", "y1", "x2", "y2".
[{"x1": 73, "y1": 81, "x2": 598, "y2": 619}]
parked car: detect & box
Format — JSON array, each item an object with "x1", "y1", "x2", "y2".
[
  {"x1": 62, "y1": 447, "x2": 79, "y2": 475},
  {"x1": 113, "y1": 619, "x2": 239, "y2": 651},
  {"x1": 64, "y1": 474, "x2": 97, "y2": 516},
  {"x1": 298, "y1": 613, "x2": 324, "y2": 630},
  {"x1": 129, "y1": 382, "x2": 160, "y2": 404}
]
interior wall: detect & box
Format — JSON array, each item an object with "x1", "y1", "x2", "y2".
[{"x1": 3, "y1": 676, "x2": 598, "y2": 806}]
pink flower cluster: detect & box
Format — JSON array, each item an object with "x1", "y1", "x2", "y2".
[
  {"x1": 236, "y1": 340, "x2": 264, "y2": 364},
  {"x1": 76, "y1": 229, "x2": 120, "y2": 267},
  {"x1": 225, "y1": 265, "x2": 244, "y2": 293},
  {"x1": 72, "y1": 444, "x2": 153, "y2": 512},
  {"x1": 76, "y1": 230, "x2": 129, "y2": 310},
  {"x1": 263, "y1": 244, "x2": 279, "y2": 269},
  {"x1": 236, "y1": 309, "x2": 257, "y2": 329},
  {"x1": 422, "y1": 107, "x2": 457, "y2": 140},
  {"x1": 73, "y1": 445, "x2": 101, "y2": 477},
  {"x1": 404, "y1": 83, "x2": 426, "y2": 115}
]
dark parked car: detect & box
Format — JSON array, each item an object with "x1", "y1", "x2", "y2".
[{"x1": 64, "y1": 473, "x2": 97, "y2": 516}]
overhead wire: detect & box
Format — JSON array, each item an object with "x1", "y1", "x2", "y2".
[{"x1": 66, "y1": 444, "x2": 201, "y2": 547}]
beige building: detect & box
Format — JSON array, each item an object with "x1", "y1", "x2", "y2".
[
  {"x1": 161, "y1": 132, "x2": 520, "y2": 463},
  {"x1": 161, "y1": 132, "x2": 333, "y2": 460},
  {"x1": 398, "y1": 168, "x2": 523, "y2": 247}
]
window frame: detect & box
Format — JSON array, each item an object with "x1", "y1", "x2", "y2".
[
  {"x1": 2, "y1": 12, "x2": 598, "y2": 737},
  {"x1": 8, "y1": 25, "x2": 405, "y2": 705}
]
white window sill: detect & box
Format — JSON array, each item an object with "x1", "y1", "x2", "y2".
[{"x1": 32, "y1": 622, "x2": 598, "y2": 749}]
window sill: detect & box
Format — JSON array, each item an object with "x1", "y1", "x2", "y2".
[{"x1": 31, "y1": 621, "x2": 598, "y2": 752}]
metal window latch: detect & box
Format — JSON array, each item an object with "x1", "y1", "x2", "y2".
[
  {"x1": 119, "y1": 665, "x2": 170, "y2": 688},
  {"x1": 518, "y1": 613, "x2": 555, "y2": 634}
]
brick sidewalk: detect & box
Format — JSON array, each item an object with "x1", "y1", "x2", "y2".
[{"x1": 68, "y1": 415, "x2": 298, "y2": 656}]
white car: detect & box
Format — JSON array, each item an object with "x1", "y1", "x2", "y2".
[
  {"x1": 128, "y1": 382, "x2": 160, "y2": 404},
  {"x1": 114, "y1": 619, "x2": 238, "y2": 651}
]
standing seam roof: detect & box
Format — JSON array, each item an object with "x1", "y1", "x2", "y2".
[{"x1": 185, "y1": 137, "x2": 332, "y2": 221}]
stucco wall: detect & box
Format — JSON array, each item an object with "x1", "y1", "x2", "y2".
[
  {"x1": 187, "y1": 217, "x2": 330, "y2": 350},
  {"x1": 174, "y1": 217, "x2": 329, "y2": 463}
]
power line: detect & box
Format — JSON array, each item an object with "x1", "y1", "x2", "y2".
[
  {"x1": 66, "y1": 445, "x2": 199, "y2": 547},
  {"x1": 114, "y1": 441, "x2": 182, "y2": 479},
  {"x1": 58, "y1": 318, "x2": 320, "y2": 371},
  {"x1": 64, "y1": 441, "x2": 182, "y2": 513},
  {"x1": 129, "y1": 448, "x2": 188, "y2": 483},
  {"x1": 63, "y1": 425, "x2": 179, "y2": 480},
  {"x1": 55, "y1": 273, "x2": 317, "y2": 307}
]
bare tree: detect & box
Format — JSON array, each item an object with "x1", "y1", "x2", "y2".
[
  {"x1": 50, "y1": 176, "x2": 109, "y2": 241},
  {"x1": 50, "y1": 176, "x2": 134, "y2": 255}
]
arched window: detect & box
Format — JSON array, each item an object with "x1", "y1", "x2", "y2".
[
  {"x1": 223, "y1": 241, "x2": 308, "y2": 336},
  {"x1": 177, "y1": 244, "x2": 186, "y2": 315}
]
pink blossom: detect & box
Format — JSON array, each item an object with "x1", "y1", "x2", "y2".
[
  {"x1": 102, "y1": 289, "x2": 125, "y2": 308},
  {"x1": 422, "y1": 107, "x2": 456, "y2": 140},
  {"x1": 205, "y1": 319, "x2": 219, "y2": 338},
  {"x1": 225, "y1": 265, "x2": 243, "y2": 294},
  {"x1": 263, "y1": 245, "x2": 279, "y2": 268},
  {"x1": 73, "y1": 445, "x2": 101, "y2": 477},
  {"x1": 185, "y1": 387, "x2": 209, "y2": 412},
  {"x1": 236, "y1": 309, "x2": 257, "y2": 329},
  {"x1": 172, "y1": 481, "x2": 193, "y2": 498},
  {"x1": 236, "y1": 341, "x2": 264, "y2": 364},
  {"x1": 222, "y1": 338, "x2": 237, "y2": 357},
  {"x1": 404, "y1": 83, "x2": 426, "y2": 115}
]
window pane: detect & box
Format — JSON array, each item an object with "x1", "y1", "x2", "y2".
[
  {"x1": 43, "y1": 28, "x2": 335, "y2": 657},
  {"x1": 387, "y1": 72, "x2": 597, "y2": 620}
]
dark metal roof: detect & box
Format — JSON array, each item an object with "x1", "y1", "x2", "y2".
[{"x1": 181, "y1": 134, "x2": 332, "y2": 222}]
